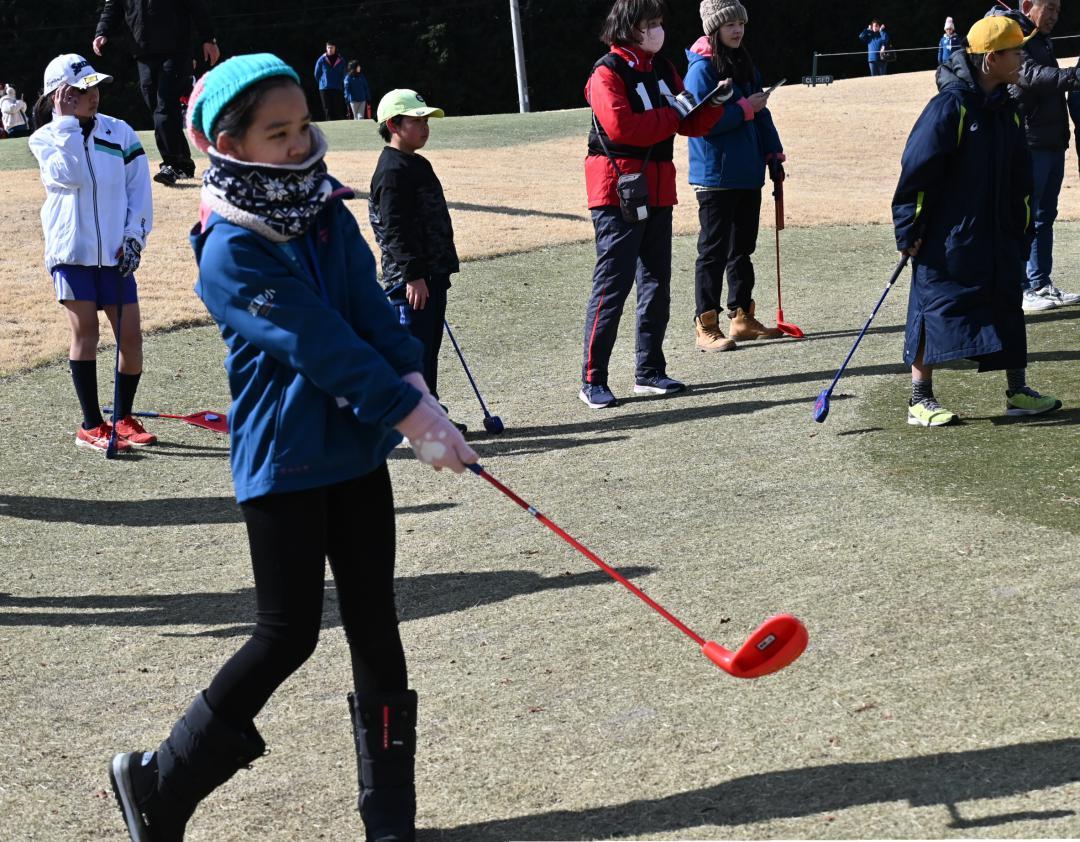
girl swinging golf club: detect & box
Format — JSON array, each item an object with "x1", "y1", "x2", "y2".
[{"x1": 108, "y1": 53, "x2": 477, "y2": 842}]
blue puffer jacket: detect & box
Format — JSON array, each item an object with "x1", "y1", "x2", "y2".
[
  {"x1": 192, "y1": 182, "x2": 425, "y2": 503},
  {"x1": 938, "y1": 34, "x2": 963, "y2": 65},
  {"x1": 314, "y1": 53, "x2": 347, "y2": 91},
  {"x1": 859, "y1": 27, "x2": 891, "y2": 61},
  {"x1": 344, "y1": 71, "x2": 370, "y2": 103},
  {"x1": 892, "y1": 51, "x2": 1032, "y2": 371},
  {"x1": 684, "y1": 38, "x2": 782, "y2": 190}
]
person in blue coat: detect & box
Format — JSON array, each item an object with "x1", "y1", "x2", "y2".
[
  {"x1": 685, "y1": 0, "x2": 784, "y2": 350},
  {"x1": 107, "y1": 54, "x2": 477, "y2": 842},
  {"x1": 314, "y1": 40, "x2": 347, "y2": 120},
  {"x1": 939, "y1": 17, "x2": 963, "y2": 65},
  {"x1": 859, "y1": 19, "x2": 892, "y2": 76},
  {"x1": 892, "y1": 18, "x2": 1061, "y2": 427},
  {"x1": 344, "y1": 59, "x2": 371, "y2": 119}
]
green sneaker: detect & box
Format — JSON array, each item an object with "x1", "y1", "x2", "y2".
[
  {"x1": 1005, "y1": 387, "x2": 1062, "y2": 417},
  {"x1": 907, "y1": 398, "x2": 957, "y2": 427}
]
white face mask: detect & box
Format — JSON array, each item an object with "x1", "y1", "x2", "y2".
[{"x1": 638, "y1": 25, "x2": 665, "y2": 54}]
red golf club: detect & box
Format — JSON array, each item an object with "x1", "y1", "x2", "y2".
[
  {"x1": 468, "y1": 464, "x2": 808, "y2": 679},
  {"x1": 770, "y1": 160, "x2": 804, "y2": 339},
  {"x1": 104, "y1": 408, "x2": 229, "y2": 434}
]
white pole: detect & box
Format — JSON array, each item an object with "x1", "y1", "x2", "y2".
[{"x1": 509, "y1": 0, "x2": 530, "y2": 113}]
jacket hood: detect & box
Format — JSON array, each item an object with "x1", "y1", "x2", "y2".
[
  {"x1": 936, "y1": 49, "x2": 1011, "y2": 109},
  {"x1": 985, "y1": 7, "x2": 1035, "y2": 35},
  {"x1": 687, "y1": 36, "x2": 713, "y2": 61}
]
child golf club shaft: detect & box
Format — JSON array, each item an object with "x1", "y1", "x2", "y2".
[
  {"x1": 467, "y1": 463, "x2": 808, "y2": 678},
  {"x1": 443, "y1": 320, "x2": 505, "y2": 433}
]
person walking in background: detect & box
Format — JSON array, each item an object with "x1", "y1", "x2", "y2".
[
  {"x1": 1, "y1": 85, "x2": 29, "y2": 138},
  {"x1": 894, "y1": 17, "x2": 1060, "y2": 427},
  {"x1": 939, "y1": 17, "x2": 963, "y2": 65},
  {"x1": 28, "y1": 54, "x2": 156, "y2": 453},
  {"x1": 345, "y1": 60, "x2": 371, "y2": 120},
  {"x1": 579, "y1": 0, "x2": 732, "y2": 410},
  {"x1": 989, "y1": 0, "x2": 1080, "y2": 310},
  {"x1": 685, "y1": 0, "x2": 785, "y2": 353},
  {"x1": 93, "y1": 0, "x2": 220, "y2": 187},
  {"x1": 315, "y1": 41, "x2": 347, "y2": 120},
  {"x1": 859, "y1": 19, "x2": 891, "y2": 76}
]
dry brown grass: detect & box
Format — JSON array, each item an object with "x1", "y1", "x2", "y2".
[{"x1": 3, "y1": 63, "x2": 1080, "y2": 375}]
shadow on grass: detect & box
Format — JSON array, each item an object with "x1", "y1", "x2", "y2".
[
  {"x1": 0, "y1": 566, "x2": 653, "y2": 632},
  {"x1": 946, "y1": 802, "x2": 1075, "y2": 830},
  {"x1": 424, "y1": 739, "x2": 1080, "y2": 840},
  {"x1": 0, "y1": 495, "x2": 454, "y2": 526}
]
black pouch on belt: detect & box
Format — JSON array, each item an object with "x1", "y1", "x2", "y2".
[{"x1": 616, "y1": 171, "x2": 650, "y2": 224}]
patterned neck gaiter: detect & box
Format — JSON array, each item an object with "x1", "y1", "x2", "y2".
[{"x1": 201, "y1": 126, "x2": 332, "y2": 242}]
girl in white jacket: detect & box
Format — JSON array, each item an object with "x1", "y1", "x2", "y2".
[{"x1": 29, "y1": 54, "x2": 155, "y2": 453}]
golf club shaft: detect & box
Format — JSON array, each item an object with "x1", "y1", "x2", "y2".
[
  {"x1": 824, "y1": 254, "x2": 909, "y2": 393},
  {"x1": 443, "y1": 320, "x2": 492, "y2": 416},
  {"x1": 106, "y1": 275, "x2": 124, "y2": 457},
  {"x1": 468, "y1": 464, "x2": 707, "y2": 647},
  {"x1": 775, "y1": 227, "x2": 783, "y2": 312}
]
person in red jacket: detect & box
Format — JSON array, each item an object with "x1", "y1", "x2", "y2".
[{"x1": 580, "y1": 0, "x2": 731, "y2": 409}]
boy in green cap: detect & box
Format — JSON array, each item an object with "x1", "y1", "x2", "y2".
[
  {"x1": 369, "y1": 89, "x2": 466, "y2": 429},
  {"x1": 892, "y1": 15, "x2": 1061, "y2": 426}
]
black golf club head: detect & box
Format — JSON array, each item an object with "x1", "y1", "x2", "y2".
[
  {"x1": 483, "y1": 415, "x2": 505, "y2": 435},
  {"x1": 813, "y1": 389, "x2": 831, "y2": 423}
]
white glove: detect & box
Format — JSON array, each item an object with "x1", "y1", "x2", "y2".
[
  {"x1": 668, "y1": 90, "x2": 699, "y2": 119},
  {"x1": 709, "y1": 79, "x2": 734, "y2": 105},
  {"x1": 396, "y1": 394, "x2": 478, "y2": 473}
]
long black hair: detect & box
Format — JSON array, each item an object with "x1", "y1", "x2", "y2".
[
  {"x1": 709, "y1": 29, "x2": 755, "y2": 89},
  {"x1": 599, "y1": 0, "x2": 670, "y2": 47},
  {"x1": 32, "y1": 91, "x2": 53, "y2": 130}
]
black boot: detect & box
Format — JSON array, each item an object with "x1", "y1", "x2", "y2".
[
  {"x1": 109, "y1": 692, "x2": 265, "y2": 841},
  {"x1": 347, "y1": 690, "x2": 418, "y2": 842}
]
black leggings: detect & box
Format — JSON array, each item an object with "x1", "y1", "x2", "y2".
[{"x1": 205, "y1": 464, "x2": 406, "y2": 726}]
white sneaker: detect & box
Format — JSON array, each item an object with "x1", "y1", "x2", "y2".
[
  {"x1": 1040, "y1": 283, "x2": 1080, "y2": 306},
  {"x1": 1022, "y1": 289, "x2": 1058, "y2": 312}
]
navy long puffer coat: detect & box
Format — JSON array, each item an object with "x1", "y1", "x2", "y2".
[{"x1": 892, "y1": 51, "x2": 1033, "y2": 372}]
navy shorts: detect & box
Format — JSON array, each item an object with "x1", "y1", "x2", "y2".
[{"x1": 52, "y1": 265, "x2": 138, "y2": 308}]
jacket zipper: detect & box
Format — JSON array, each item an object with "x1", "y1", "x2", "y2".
[{"x1": 84, "y1": 131, "x2": 103, "y2": 267}]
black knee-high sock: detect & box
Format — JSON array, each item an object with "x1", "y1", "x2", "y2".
[
  {"x1": 69, "y1": 359, "x2": 103, "y2": 429},
  {"x1": 1005, "y1": 369, "x2": 1026, "y2": 395},
  {"x1": 117, "y1": 372, "x2": 142, "y2": 418}
]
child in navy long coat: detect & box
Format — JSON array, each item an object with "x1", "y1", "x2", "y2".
[{"x1": 893, "y1": 17, "x2": 1060, "y2": 427}]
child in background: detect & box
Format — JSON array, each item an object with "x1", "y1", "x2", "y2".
[
  {"x1": 108, "y1": 54, "x2": 476, "y2": 842},
  {"x1": 369, "y1": 89, "x2": 466, "y2": 429},
  {"x1": 345, "y1": 60, "x2": 371, "y2": 120},
  {"x1": 28, "y1": 54, "x2": 155, "y2": 452},
  {"x1": 893, "y1": 17, "x2": 1061, "y2": 426},
  {"x1": 685, "y1": 0, "x2": 785, "y2": 352},
  {"x1": 580, "y1": 0, "x2": 731, "y2": 409}
]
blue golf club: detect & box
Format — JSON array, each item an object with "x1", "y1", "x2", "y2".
[
  {"x1": 443, "y1": 319, "x2": 505, "y2": 434},
  {"x1": 105, "y1": 274, "x2": 124, "y2": 458},
  {"x1": 813, "y1": 254, "x2": 910, "y2": 423}
]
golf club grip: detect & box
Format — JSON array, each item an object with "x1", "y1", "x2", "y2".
[{"x1": 469, "y1": 464, "x2": 707, "y2": 646}]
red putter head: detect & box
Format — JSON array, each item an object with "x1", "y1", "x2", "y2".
[{"x1": 702, "y1": 614, "x2": 808, "y2": 678}]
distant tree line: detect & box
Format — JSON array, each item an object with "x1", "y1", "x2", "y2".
[{"x1": 2, "y1": 0, "x2": 1079, "y2": 130}]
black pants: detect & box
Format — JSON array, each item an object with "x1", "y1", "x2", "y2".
[
  {"x1": 205, "y1": 465, "x2": 407, "y2": 726},
  {"x1": 136, "y1": 53, "x2": 194, "y2": 171},
  {"x1": 390, "y1": 275, "x2": 449, "y2": 400},
  {"x1": 694, "y1": 189, "x2": 761, "y2": 316},
  {"x1": 582, "y1": 206, "x2": 673, "y2": 385},
  {"x1": 319, "y1": 89, "x2": 345, "y2": 121}
]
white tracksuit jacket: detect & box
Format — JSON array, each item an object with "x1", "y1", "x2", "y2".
[{"x1": 29, "y1": 113, "x2": 153, "y2": 271}]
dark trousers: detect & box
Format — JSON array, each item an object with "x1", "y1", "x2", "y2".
[
  {"x1": 582, "y1": 206, "x2": 673, "y2": 385},
  {"x1": 136, "y1": 53, "x2": 194, "y2": 170},
  {"x1": 390, "y1": 276, "x2": 449, "y2": 400},
  {"x1": 694, "y1": 189, "x2": 761, "y2": 315},
  {"x1": 319, "y1": 89, "x2": 345, "y2": 121},
  {"x1": 205, "y1": 465, "x2": 407, "y2": 727},
  {"x1": 869, "y1": 61, "x2": 887, "y2": 76}
]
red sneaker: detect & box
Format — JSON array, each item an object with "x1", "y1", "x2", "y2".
[
  {"x1": 75, "y1": 422, "x2": 133, "y2": 453},
  {"x1": 114, "y1": 415, "x2": 158, "y2": 446}
]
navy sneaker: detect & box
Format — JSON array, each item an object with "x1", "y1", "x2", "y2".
[
  {"x1": 579, "y1": 383, "x2": 617, "y2": 409},
  {"x1": 633, "y1": 374, "x2": 686, "y2": 396}
]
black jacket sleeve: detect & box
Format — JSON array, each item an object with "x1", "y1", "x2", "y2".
[
  {"x1": 178, "y1": 0, "x2": 216, "y2": 43},
  {"x1": 95, "y1": 0, "x2": 123, "y2": 38}
]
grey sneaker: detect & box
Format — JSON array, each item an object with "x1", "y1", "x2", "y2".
[
  {"x1": 1039, "y1": 283, "x2": 1080, "y2": 306},
  {"x1": 579, "y1": 383, "x2": 617, "y2": 409},
  {"x1": 633, "y1": 374, "x2": 686, "y2": 395},
  {"x1": 1022, "y1": 289, "x2": 1058, "y2": 312}
]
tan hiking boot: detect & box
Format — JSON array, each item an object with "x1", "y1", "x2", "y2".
[
  {"x1": 695, "y1": 309, "x2": 737, "y2": 352},
  {"x1": 728, "y1": 300, "x2": 783, "y2": 341}
]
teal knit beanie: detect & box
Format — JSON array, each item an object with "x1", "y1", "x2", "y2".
[{"x1": 187, "y1": 53, "x2": 300, "y2": 151}]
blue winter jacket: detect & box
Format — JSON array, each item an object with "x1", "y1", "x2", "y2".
[
  {"x1": 192, "y1": 182, "x2": 425, "y2": 503},
  {"x1": 892, "y1": 51, "x2": 1032, "y2": 371},
  {"x1": 344, "y1": 71, "x2": 370, "y2": 103},
  {"x1": 314, "y1": 53, "x2": 347, "y2": 91},
  {"x1": 684, "y1": 39, "x2": 782, "y2": 190},
  {"x1": 938, "y1": 34, "x2": 962, "y2": 65},
  {"x1": 859, "y1": 27, "x2": 891, "y2": 62}
]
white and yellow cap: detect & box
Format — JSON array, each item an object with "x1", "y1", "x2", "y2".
[
  {"x1": 376, "y1": 89, "x2": 444, "y2": 124},
  {"x1": 43, "y1": 54, "x2": 113, "y2": 96}
]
